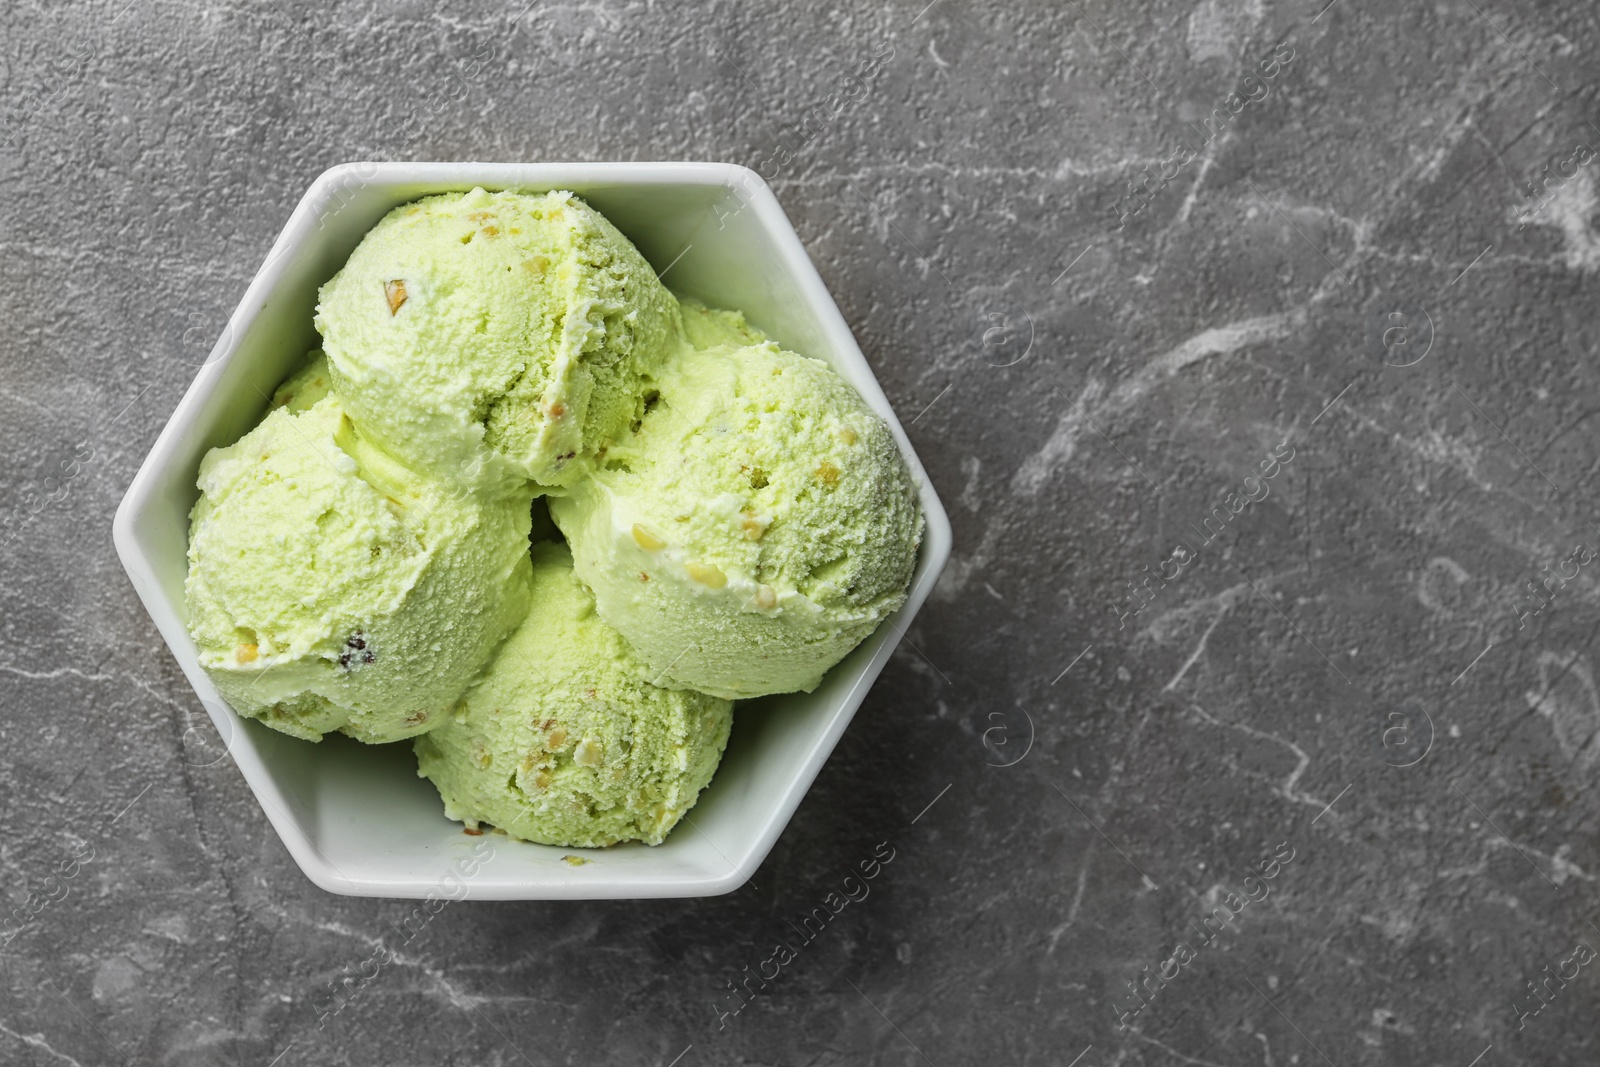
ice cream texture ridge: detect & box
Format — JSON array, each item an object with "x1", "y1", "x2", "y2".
[{"x1": 184, "y1": 188, "x2": 921, "y2": 847}]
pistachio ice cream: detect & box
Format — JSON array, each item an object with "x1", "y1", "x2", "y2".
[
  {"x1": 185, "y1": 355, "x2": 534, "y2": 743},
  {"x1": 315, "y1": 188, "x2": 680, "y2": 490},
  {"x1": 550, "y1": 315, "x2": 923, "y2": 699},
  {"x1": 186, "y1": 190, "x2": 923, "y2": 849},
  {"x1": 415, "y1": 543, "x2": 733, "y2": 847}
]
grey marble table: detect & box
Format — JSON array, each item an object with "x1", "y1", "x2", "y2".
[{"x1": 3, "y1": 0, "x2": 1598, "y2": 1064}]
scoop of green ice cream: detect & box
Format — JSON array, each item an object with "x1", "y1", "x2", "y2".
[
  {"x1": 549, "y1": 330, "x2": 923, "y2": 699},
  {"x1": 414, "y1": 542, "x2": 733, "y2": 847},
  {"x1": 315, "y1": 188, "x2": 680, "y2": 490},
  {"x1": 185, "y1": 362, "x2": 534, "y2": 743}
]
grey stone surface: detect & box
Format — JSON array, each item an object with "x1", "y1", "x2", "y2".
[{"x1": 3, "y1": 0, "x2": 1599, "y2": 1063}]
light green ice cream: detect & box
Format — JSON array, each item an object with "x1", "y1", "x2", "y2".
[
  {"x1": 315, "y1": 188, "x2": 680, "y2": 490},
  {"x1": 185, "y1": 355, "x2": 534, "y2": 743},
  {"x1": 415, "y1": 542, "x2": 733, "y2": 847},
  {"x1": 549, "y1": 312, "x2": 923, "y2": 699},
  {"x1": 269, "y1": 349, "x2": 335, "y2": 411},
  {"x1": 677, "y1": 296, "x2": 768, "y2": 350}
]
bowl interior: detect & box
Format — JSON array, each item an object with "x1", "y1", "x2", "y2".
[{"x1": 117, "y1": 164, "x2": 949, "y2": 898}]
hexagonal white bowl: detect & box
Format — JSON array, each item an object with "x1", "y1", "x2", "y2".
[{"x1": 112, "y1": 162, "x2": 951, "y2": 899}]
